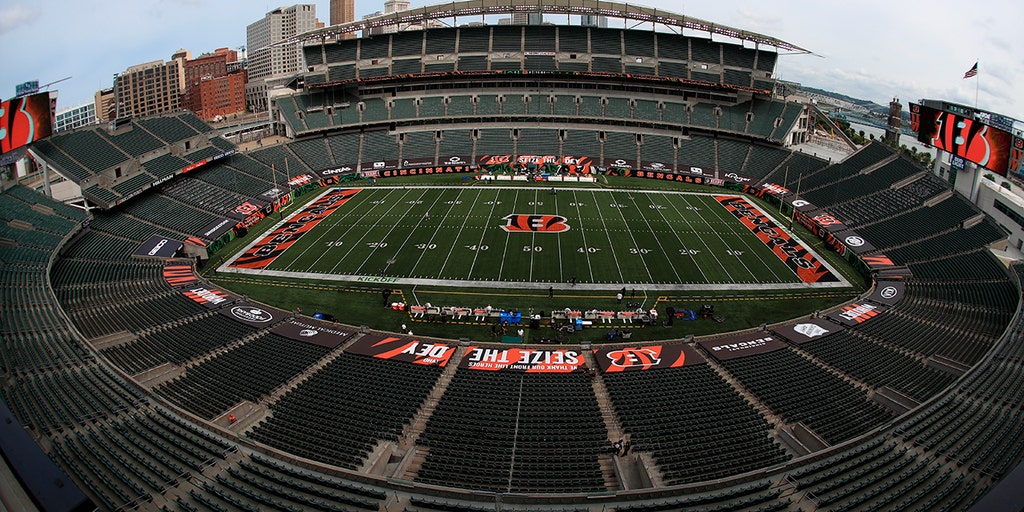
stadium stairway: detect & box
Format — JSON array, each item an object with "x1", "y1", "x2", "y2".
[
  {"x1": 582, "y1": 350, "x2": 632, "y2": 490},
  {"x1": 396, "y1": 345, "x2": 467, "y2": 480},
  {"x1": 696, "y1": 343, "x2": 807, "y2": 458}
]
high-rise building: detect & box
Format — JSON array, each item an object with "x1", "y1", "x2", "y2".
[
  {"x1": 511, "y1": 12, "x2": 543, "y2": 25},
  {"x1": 54, "y1": 102, "x2": 96, "y2": 132},
  {"x1": 183, "y1": 48, "x2": 247, "y2": 120},
  {"x1": 112, "y1": 55, "x2": 186, "y2": 119},
  {"x1": 246, "y1": 4, "x2": 321, "y2": 112},
  {"x1": 581, "y1": 15, "x2": 608, "y2": 28},
  {"x1": 331, "y1": 0, "x2": 355, "y2": 38},
  {"x1": 94, "y1": 88, "x2": 116, "y2": 123}
]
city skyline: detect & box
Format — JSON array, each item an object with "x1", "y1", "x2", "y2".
[{"x1": 1, "y1": 0, "x2": 1020, "y2": 123}]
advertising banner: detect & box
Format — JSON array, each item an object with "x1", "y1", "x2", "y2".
[
  {"x1": 218, "y1": 302, "x2": 282, "y2": 327},
  {"x1": 698, "y1": 332, "x2": 787, "y2": 361},
  {"x1": 829, "y1": 302, "x2": 888, "y2": 326},
  {"x1": 772, "y1": 318, "x2": 844, "y2": 345},
  {"x1": 460, "y1": 346, "x2": 585, "y2": 373},
  {"x1": 182, "y1": 286, "x2": 233, "y2": 309},
  {"x1": 593, "y1": 344, "x2": 706, "y2": 373},
  {"x1": 378, "y1": 165, "x2": 472, "y2": 178},
  {"x1": 867, "y1": 279, "x2": 905, "y2": 306},
  {"x1": 133, "y1": 234, "x2": 182, "y2": 258},
  {"x1": 346, "y1": 334, "x2": 455, "y2": 367},
  {"x1": 270, "y1": 317, "x2": 353, "y2": 349}
]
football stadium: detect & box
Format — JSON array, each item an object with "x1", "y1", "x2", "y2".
[{"x1": 2, "y1": 1, "x2": 1024, "y2": 511}]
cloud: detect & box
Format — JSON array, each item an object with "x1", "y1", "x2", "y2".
[{"x1": 0, "y1": 5, "x2": 39, "y2": 34}]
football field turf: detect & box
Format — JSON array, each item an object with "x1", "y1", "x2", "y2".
[{"x1": 221, "y1": 186, "x2": 848, "y2": 290}]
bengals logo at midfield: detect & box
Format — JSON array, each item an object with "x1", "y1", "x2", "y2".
[{"x1": 501, "y1": 214, "x2": 571, "y2": 233}]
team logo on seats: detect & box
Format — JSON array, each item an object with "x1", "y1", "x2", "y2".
[{"x1": 501, "y1": 214, "x2": 570, "y2": 233}]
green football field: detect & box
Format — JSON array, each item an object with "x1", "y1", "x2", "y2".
[{"x1": 221, "y1": 186, "x2": 847, "y2": 290}]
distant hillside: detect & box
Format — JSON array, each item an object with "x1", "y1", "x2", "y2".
[{"x1": 802, "y1": 86, "x2": 885, "y2": 112}]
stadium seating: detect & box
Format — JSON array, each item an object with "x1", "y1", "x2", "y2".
[
  {"x1": 157, "y1": 333, "x2": 332, "y2": 420},
  {"x1": 250, "y1": 354, "x2": 443, "y2": 470},
  {"x1": 8, "y1": 13, "x2": 1024, "y2": 512},
  {"x1": 603, "y1": 363, "x2": 790, "y2": 485},
  {"x1": 717, "y1": 348, "x2": 896, "y2": 444},
  {"x1": 416, "y1": 370, "x2": 608, "y2": 493}
]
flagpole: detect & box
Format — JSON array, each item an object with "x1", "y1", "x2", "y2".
[{"x1": 975, "y1": 60, "x2": 979, "y2": 109}]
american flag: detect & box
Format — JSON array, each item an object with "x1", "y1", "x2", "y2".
[{"x1": 963, "y1": 62, "x2": 978, "y2": 79}]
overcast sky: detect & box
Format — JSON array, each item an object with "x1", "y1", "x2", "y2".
[{"x1": 1, "y1": 0, "x2": 1021, "y2": 122}]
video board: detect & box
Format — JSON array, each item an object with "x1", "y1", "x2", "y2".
[
  {"x1": 1, "y1": 92, "x2": 54, "y2": 155},
  {"x1": 911, "y1": 102, "x2": 1012, "y2": 175}
]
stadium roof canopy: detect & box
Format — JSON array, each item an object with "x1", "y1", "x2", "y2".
[{"x1": 278, "y1": 0, "x2": 812, "y2": 54}]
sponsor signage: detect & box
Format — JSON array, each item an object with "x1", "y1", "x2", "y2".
[
  {"x1": 631, "y1": 169, "x2": 705, "y2": 185},
  {"x1": 197, "y1": 218, "x2": 235, "y2": 240},
  {"x1": 362, "y1": 160, "x2": 399, "y2": 171},
  {"x1": 163, "y1": 264, "x2": 198, "y2": 287},
  {"x1": 830, "y1": 229, "x2": 875, "y2": 255},
  {"x1": 346, "y1": 334, "x2": 455, "y2": 366},
  {"x1": 723, "y1": 172, "x2": 753, "y2": 183},
  {"x1": 402, "y1": 158, "x2": 435, "y2": 168},
  {"x1": 698, "y1": 332, "x2": 787, "y2": 361},
  {"x1": 829, "y1": 302, "x2": 887, "y2": 326},
  {"x1": 868, "y1": 279, "x2": 905, "y2": 306},
  {"x1": 230, "y1": 188, "x2": 360, "y2": 270},
  {"x1": 950, "y1": 154, "x2": 967, "y2": 171},
  {"x1": 133, "y1": 234, "x2": 183, "y2": 258},
  {"x1": 270, "y1": 317, "x2": 353, "y2": 349},
  {"x1": 717, "y1": 196, "x2": 839, "y2": 283},
  {"x1": 377, "y1": 165, "x2": 471, "y2": 178},
  {"x1": 460, "y1": 346, "x2": 585, "y2": 373},
  {"x1": 639, "y1": 161, "x2": 670, "y2": 172},
  {"x1": 607, "y1": 158, "x2": 635, "y2": 170},
  {"x1": 219, "y1": 302, "x2": 281, "y2": 327},
  {"x1": 259, "y1": 188, "x2": 287, "y2": 201},
  {"x1": 593, "y1": 344, "x2": 705, "y2": 373},
  {"x1": 287, "y1": 174, "x2": 314, "y2": 187},
  {"x1": 182, "y1": 286, "x2": 233, "y2": 308},
  {"x1": 772, "y1": 318, "x2": 844, "y2": 345},
  {"x1": 319, "y1": 165, "x2": 354, "y2": 176}
]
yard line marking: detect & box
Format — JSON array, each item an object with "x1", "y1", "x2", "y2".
[
  {"x1": 642, "y1": 193, "x2": 710, "y2": 283},
  {"x1": 436, "y1": 189, "x2": 483, "y2": 279},
  {"x1": 381, "y1": 190, "x2": 449, "y2": 274},
  {"x1": 495, "y1": 189, "x2": 520, "y2": 280},
  {"x1": 589, "y1": 190, "x2": 626, "y2": 283},
  {"x1": 708, "y1": 197, "x2": 788, "y2": 283},
  {"x1": 663, "y1": 194, "x2": 729, "y2": 280},
  {"x1": 407, "y1": 188, "x2": 466, "y2": 276},
  {"x1": 571, "y1": 190, "x2": 596, "y2": 283},
  {"x1": 608, "y1": 190, "x2": 655, "y2": 282},
  {"x1": 686, "y1": 195, "x2": 759, "y2": 282},
  {"x1": 466, "y1": 189, "x2": 503, "y2": 278},
  {"x1": 624, "y1": 193, "x2": 681, "y2": 283},
  {"x1": 331, "y1": 187, "x2": 419, "y2": 274},
  {"x1": 297, "y1": 187, "x2": 401, "y2": 272}
]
